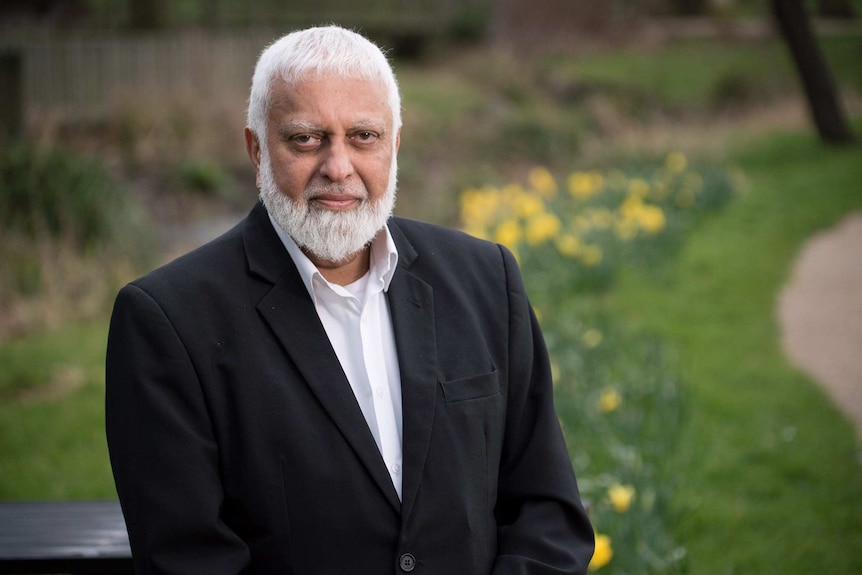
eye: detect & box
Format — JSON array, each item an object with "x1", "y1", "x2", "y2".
[
  {"x1": 351, "y1": 131, "x2": 379, "y2": 144},
  {"x1": 290, "y1": 134, "x2": 322, "y2": 149}
]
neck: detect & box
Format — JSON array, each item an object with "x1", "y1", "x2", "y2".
[{"x1": 305, "y1": 246, "x2": 371, "y2": 286}]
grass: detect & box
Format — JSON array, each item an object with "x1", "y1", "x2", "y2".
[
  {"x1": 0, "y1": 321, "x2": 116, "y2": 499},
  {"x1": 552, "y1": 35, "x2": 862, "y2": 113},
  {"x1": 602, "y1": 128, "x2": 862, "y2": 573}
]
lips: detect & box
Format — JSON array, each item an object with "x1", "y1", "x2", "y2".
[
  {"x1": 306, "y1": 186, "x2": 367, "y2": 211},
  {"x1": 310, "y1": 194, "x2": 364, "y2": 211}
]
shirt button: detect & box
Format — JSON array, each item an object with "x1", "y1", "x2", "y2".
[
  {"x1": 399, "y1": 553, "x2": 416, "y2": 572},
  {"x1": 376, "y1": 386, "x2": 385, "y2": 398},
  {"x1": 392, "y1": 463, "x2": 402, "y2": 475}
]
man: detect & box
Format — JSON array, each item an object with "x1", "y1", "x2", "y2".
[{"x1": 106, "y1": 25, "x2": 594, "y2": 574}]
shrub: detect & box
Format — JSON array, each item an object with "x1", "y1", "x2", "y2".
[
  {"x1": 176, "y1": 157, "x2": 235, "y2": 198},
  {"x1": 0, "y1": 143, "x2": 127, "y2": 249},
  {"x1": 0, "y1": 142, "x2": 149, "y2": 338}
]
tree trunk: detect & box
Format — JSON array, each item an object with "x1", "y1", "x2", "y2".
[
  {"x1": 129, "y1": 0, "x2": 168, "y2": 29},
  {"x1": 816, "y1": 0, "x2": 856, "y2": 19},
  {"x1": 0, "y1": 52, "x2": 23, "y2": 141},
  {"x1": 667, "y1": 0, "x2": 710, "y2": 16},
  {"x1": 770, "y1": 0, "x2": 856, "y2": 144}
]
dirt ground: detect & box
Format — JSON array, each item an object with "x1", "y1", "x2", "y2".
[{"x1": 778, "y1": 212, "x2": 862, "y2": 443}]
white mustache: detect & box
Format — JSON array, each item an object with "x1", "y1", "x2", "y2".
[{"x1": 304, "y1": 184, "x2": 367, "y2": 203}]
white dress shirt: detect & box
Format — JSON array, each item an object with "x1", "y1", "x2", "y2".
[{"x1": 268, "y1": 215, "x2": 404, "y2": 499}]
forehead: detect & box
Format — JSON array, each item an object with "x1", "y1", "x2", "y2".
[{"x1": 267, "y1": 75, "x2": 392, "y2": 128}]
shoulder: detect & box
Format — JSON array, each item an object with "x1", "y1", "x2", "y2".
[
  {"x1": 389, "y1": 216, "x2": 522, "y2": 292},
  {"x1": 389, "y1": 216, "x2": 506, "y2": 261},
  {"x1": 129, "y1": 216, "x2": 249, "y2": 300}
]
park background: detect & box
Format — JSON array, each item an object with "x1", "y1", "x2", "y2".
[{"x1": 1, "y1": 0, "x2": 861, "y2": 573}]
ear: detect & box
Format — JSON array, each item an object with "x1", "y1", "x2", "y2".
[
  {"x1": 395, "y1": 127, "x2": 401, "y2": 153},
  {"x1": 244, "y1": 127, "x2": 262, "y2": 188}
]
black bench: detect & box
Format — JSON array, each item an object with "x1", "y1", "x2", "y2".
[{"x1": 0, "y1": 501, "x2": 132, "y2": 575}]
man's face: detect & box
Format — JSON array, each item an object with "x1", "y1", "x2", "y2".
[{"x1": 247, "y1": 75, "x2": 400, "y2": 265}]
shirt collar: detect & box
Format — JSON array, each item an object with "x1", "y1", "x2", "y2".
[{"x1": 268, "y1": 213, "x2": 399, "y2": 300}]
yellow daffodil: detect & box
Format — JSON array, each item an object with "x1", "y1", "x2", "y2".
[
  {"x1": 580, "y1": 244, "x2": 603, "y2": 267},
  {"x1": 599, "y1": 389, "x2": 622, "y2": 413},
  {"x1": 567, "y1": 171, "x2": 604, "y2": 200},
  {"x1": 627, "y1": 178, "x2": 650, "y2": 198},
  {"x1": 525, "y1": 212, "x2": 561, "y2": 246},
  {"x1": 637, "y1": 204, "x2": 665, "y2": 234},
  {"x1": 582, "y1": 328, "x2": 603, "y2": 349},
  {"x1": 494, "y1": 219, "x2": 522, "y2": 250},
  {"x1": 589, "y1": 534, "x2": 613, "y2": 571},
  {"x1": 463, "y1": 224, "x2": 490, "y2": 241},
  {"x1": 608, "y1": 483, "x2": 636, "y2": 513},
  {"x1": 460, "y1": 187, "x2": 501, "y2": 228},
  {"x1": 512, "y1": 192, "x2": 545, "y2": 219},
  {"x1": 528, "y1": 166, "x2": 558, "y2": 198},
  {"x1": 555, "y1": 234, "x2": 582, "y2": 258},
  {"x1": 665, "y1": 151, "x2": 687, "y2": 173}
]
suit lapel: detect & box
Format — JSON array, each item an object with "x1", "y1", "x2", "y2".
[
  {"x1": 243, "y1": 204, "x2": 401, "y2": 511},
  {"x1": 387, "y1": 220, "x2": 438, "y2": 525}
]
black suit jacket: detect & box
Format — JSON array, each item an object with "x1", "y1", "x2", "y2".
[{"x1": 106, "y1": 202, "x2": 594, "y2": 574}]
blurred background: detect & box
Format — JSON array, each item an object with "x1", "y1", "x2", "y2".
[{"x1": 1, "y1": 1, "x2": 860, "y2": 574}]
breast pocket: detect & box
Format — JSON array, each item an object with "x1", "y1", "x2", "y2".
[{"x1": 439, "y1": 369, "x2": 500, "y2": 403}]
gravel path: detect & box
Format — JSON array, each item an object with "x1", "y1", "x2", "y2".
[{"x1": 778, "y1": 212, "x2": 862, "y2": 443}]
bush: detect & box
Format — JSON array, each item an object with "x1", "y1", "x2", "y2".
[
  {"x1": 0, "y1": 143, "x2": 127, "y2": 249},
  {"x1": 0, "y1": 142, "x2": 150, "y2": 338},
  {"x1": 176, "y1": 157, "x2": 236, "y2": 199}
]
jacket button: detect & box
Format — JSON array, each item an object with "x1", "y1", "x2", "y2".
[{"x1": 399, "y1": 553, "x2": 416, "y2": 572}]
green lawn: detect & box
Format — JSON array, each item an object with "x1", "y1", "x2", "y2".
[
  {"x1": 604, "y1": 129, "x2": 862, "y2": 573},
  {"x1": 0, "y1": 321, "x2": 116, "y2": 499}
]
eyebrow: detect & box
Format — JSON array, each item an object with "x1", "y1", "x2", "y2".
[
  {"x1": 277, "y1": 120, "x2": 387, "y2": 137},
  {"x1": 278, "y1": 121, "x2": 323, "y2": 136}
]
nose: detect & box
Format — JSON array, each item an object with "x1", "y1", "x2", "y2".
[{"x1": 319, "y1": 140, "x2": 354, "y2": 182}]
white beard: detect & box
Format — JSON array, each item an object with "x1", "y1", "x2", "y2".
[{"x1": 258, "y1": 150, "x2": 397, "y2": 264}]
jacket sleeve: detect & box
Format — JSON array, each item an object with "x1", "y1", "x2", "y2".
[
  {"x1": 491, "y1": 245, "x2": 595, "y2": 575},
  {"x1": 105, "y1": 283, "x2": 250, "y2": 575}
]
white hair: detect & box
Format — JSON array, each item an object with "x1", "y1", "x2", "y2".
[{"x1": 247, "y1": 25, "x2": 402, "y2": 146}]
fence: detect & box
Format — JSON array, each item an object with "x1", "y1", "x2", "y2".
[
  {"x1": 0, "y1": 6, "x2": 476, "y2": 126},
  {"x1": 2, "y1": 30, "x2": 278, "y2": 125}
]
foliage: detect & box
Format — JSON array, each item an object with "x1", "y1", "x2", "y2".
[
  {"x1": 0, "y1": 143, "x2": 127, "y2": 249},
  {"x1": 459, "y1": 153, "x2": 737, "y2": 573},
  {"x1": 0, "y1": 142, "x2": 152, "y2": 338},
  {"x1": 460, "y1": 154, "x2": 737, "y2": 298},
  {"x1": 176, "y1": 157, "x2": 236, "y2": 199}
]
